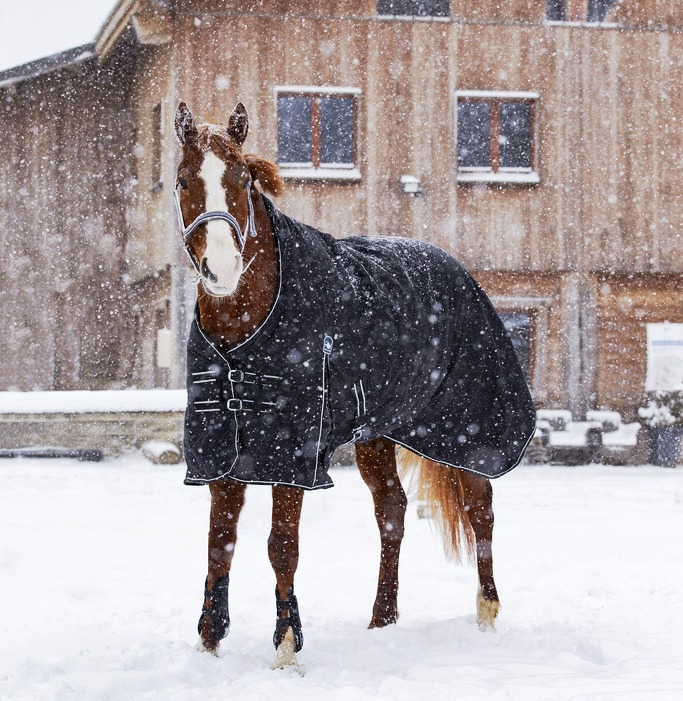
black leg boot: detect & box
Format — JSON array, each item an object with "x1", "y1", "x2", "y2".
[
  {"x1": 273, "y1": 585, "x2": 304, "y2": 652},
  {"x1": 198, "y1": 574, "x2": 230, "y2": 648}
]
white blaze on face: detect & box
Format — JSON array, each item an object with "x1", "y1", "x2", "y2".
[{"x1": 199, "y1": 151, "x2": 242, "y2": 295}]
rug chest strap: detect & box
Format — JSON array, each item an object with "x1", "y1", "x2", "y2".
[{"x1": 227, "y1": 368, "x2": 291, "y2": 416}]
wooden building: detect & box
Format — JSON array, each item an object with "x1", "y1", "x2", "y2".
[{"x1": 0, "y1": 0, "x2": 681, "y2": 421}]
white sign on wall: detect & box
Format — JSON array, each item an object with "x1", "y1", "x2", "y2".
[
  {"x1": 646, "y1": 323, "x2": 683, "y2": 391},
  {"x1": 156, "y1": 328, "x2": 173, "y2": 369}
]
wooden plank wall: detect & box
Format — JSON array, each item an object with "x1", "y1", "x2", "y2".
[
  {"x1": 609, "y1": 0, "x2": 683, "y2": 28},
  {"x1": 170, "y1": 1, "x2": 682, "y2": 412},
  {"x1": 1, "y1": 0, "x2": 680, "y2": 409},
  {"x1": 597, "y1": 275, "x2": 683, "y2": 417},
  {"x1": 173, "y1": 7, "x2": 682, "y2": 270},
  {"x1": 0, "y1": 44, "x2": 143, "y2": 391}
]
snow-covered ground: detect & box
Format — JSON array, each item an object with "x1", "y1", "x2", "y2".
[{"x1": 1, "y1": 456, "x2": 682, "y2": 700}]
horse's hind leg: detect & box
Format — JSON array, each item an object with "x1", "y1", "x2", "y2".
[
  {"x1": 269, "y1": 485, "x2": 304, "y2": 667},
  {"x1": 355, "y1": 437, "x2": 407, "y2": 628},
  {"x1": 198, "y1": 478, "x2": 246, "y2": 653},
  {"x1": 458, "y1": 471, "x2": 499, "y2": 630}
]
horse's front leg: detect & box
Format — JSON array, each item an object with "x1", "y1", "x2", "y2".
[
  {"x1": 198, "y1": 478, "x2": 246, "y2": 654},
  {"x1": 355, "y1": 437, "x2": 407, "y2": 628},
  {"x1": 269, "y1": 485, "x2": 304, "y2": 668}
]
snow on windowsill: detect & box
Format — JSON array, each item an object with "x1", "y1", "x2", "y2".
[
  {"x1": 275, "y1": 85, "x2": 361, "y2": 95},
  {"x1": 0, "y1": 390, "x2": 187, "y2": 415},
  {"x1": 456, "y1": 90, "x2": 540, "y2": 100},
  {"x1": 545, "y1": 20, "x2": 619, "y2": 29},
  {"x1": 376, "y1": 15, "x2": 450, "y2": 22},
  {"x1": 457, "y1": 171, "x2": 540, "y2": 185},
  {"x1": 281, "y1": 167, "x2": 362, "y2": 182}
]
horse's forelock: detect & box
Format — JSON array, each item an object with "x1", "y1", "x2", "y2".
[
  {"x1": 191, "y1": 123, "x2": 283, "y2": 197},
  {"x1": 192, "y1": 126, "x2": 246, "y2": 169}
]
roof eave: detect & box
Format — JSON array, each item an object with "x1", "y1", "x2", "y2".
[
  {"x1": 94, "y1": 0, "x2": 143, "y2": 63},
  {"x1": 0, "y1": 44, "x2": 95, "y2": 89}
]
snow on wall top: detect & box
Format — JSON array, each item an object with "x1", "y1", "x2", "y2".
[{"x1": 0, "y1": 390, "x2": 186, "y2": 414}]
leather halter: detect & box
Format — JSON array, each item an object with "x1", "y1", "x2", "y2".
[{"x1": 173, "y1": 181, "x2": 257, "y2": 276}]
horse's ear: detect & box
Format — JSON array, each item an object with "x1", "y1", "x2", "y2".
[
  {"x1": 175, "y1": 101, "x2": 198, "y2": 146},
  {"x1": 245, "y1": 154, "x2": 284, "y2": 197},
  {"x1": 227, "y1": 102, "x2": 249, "y2": 147}
]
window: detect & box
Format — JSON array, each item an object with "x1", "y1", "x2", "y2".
[
  {"x1": 499, "y1": 312, "x2": 533, "y2": 385},
  {"x1": 377, "y1": 1, "x2": 450, "y2": 17},
  {"x1": 546, "y1": 0, "x2": 616, "y2": 23},
  {"x1": 456, "y1": 91, "x2": 539, "y2": 184},
  {"x1": 546, "y1": 0, "x2": 567, "y2": 21},
  {"x1": 276, "y1": 88, "x2": 360, "y2": 180},
  {"x1": 587, "y1": 0, "x2": 616, "y2": 22}
]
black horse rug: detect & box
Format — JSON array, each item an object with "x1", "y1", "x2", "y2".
[{"x1": 184, "y1": 196, "x2": 535, "y2": 489}]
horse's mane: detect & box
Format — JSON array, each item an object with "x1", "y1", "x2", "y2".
[
  {"x1": 245, "y1": 154, "x2": 284, "y2": 198},
  {"x1": 195, "y1": 123, "x2": 284, "y2": 198}
]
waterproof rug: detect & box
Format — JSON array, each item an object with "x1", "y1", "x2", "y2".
[{"x1": 184, "y1": 196, "x2": 535, "y2": 489}]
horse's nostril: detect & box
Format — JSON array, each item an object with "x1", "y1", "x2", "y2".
[{"x1": 201, "y1": 258, "x2": 218, "y2": 284}]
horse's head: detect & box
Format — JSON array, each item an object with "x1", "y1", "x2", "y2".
[{"x1": 174, "y1": 101, "x2": 283, "y2": 297}]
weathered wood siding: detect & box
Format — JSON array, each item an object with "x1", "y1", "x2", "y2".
[
  {"x1": 168, "y1": 1, "x2": 682, "y2": 414},
  {"x1": 609, "y1": 0, "x2": 683, "y2": 28},
  {"x1": 596, "y1": 275, "x2": 683, "y2": 416},
  {"x1": 455, "y1": 24, "x2": 682, "y2": 275},
  {"x1": 173, "y1": 6, "x2": 682, "y2": 272},
  {"x1": 0, "y1": 47, "x2": 137, "y2": 391},
  {"x1": 0, "y1": 41, "x2": 176, "y2": 392},
  {"x1": 1, "y1": 0, "x2": 681, "y2": 415}
]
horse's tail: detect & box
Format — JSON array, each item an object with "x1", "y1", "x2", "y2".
[{"x1": 397, "y1": 449, "x2": 476, "y2": 563}]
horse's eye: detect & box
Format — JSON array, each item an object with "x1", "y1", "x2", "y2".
[{"x1": 179, "y1": 178, "x2": 188, "y2": 190}]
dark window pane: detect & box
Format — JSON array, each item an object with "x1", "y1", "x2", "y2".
[
  {"x1": 500, "y1": 313, "x2": 532, "y2": 383},
  {"x1": 377, "y1": 1, "x2": 450, "y2": 17},
  {"x1": 457, "y1": 102, "x2": 490, "y2": 169},
  {"x1": 499, "y1": 102, "x2": 531, "y2": 169},
  {"x1": 278, "y1": 97, "x2": 312, "y2": 163},
  {"x1": 546, "y1": 0, "x2": 566, "y2": 21},
  {"x1": 320, "y1": 97, "x2": 355, "y2": 164},
  {"x1": 588, "y1": 0, "x2": 615, "y2": 22}
]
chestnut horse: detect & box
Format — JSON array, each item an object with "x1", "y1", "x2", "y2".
[{"x1": 174, "y1": 102, "x2": 516, "y2": 668}]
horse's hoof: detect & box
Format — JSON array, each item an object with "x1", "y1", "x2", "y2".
[
  {"x1": 476, "y1": 587, "x2": 499, "y2": 631},
  {"x1": 271, "y1": 627, "x2": 299, "y2": 670},
  {"x1": 195, "y1": 637, "x2": 220, "y2": 656},
  {"x1": 368, "y1": 606, "x2": 398, "y2": 628},
  {"x1": 368, "y1": 616, "x2": 397, "y2": 629}
]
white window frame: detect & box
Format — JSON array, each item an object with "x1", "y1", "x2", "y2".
[
  {"x1": 455, "y1": 90, "x2": 540, "y2": 185},
  {"x1": 275, "y1": 86, "x2": 361, "y2": 182}
]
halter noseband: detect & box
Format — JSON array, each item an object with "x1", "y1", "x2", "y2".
[{"x1": 173, "y1": 182, "x2": 257, "y2": 277}]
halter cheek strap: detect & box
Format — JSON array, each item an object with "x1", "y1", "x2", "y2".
[{"x1": 173, "y1": 184, "x2": 257, "y2": 276}]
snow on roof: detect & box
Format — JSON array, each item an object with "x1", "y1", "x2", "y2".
[
  {"x1": 0, "y1": 0, "x2": 116, "y2": 74},
  {"x1": 0, "y1": 45, "x2": 95, "y2": 89}
]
